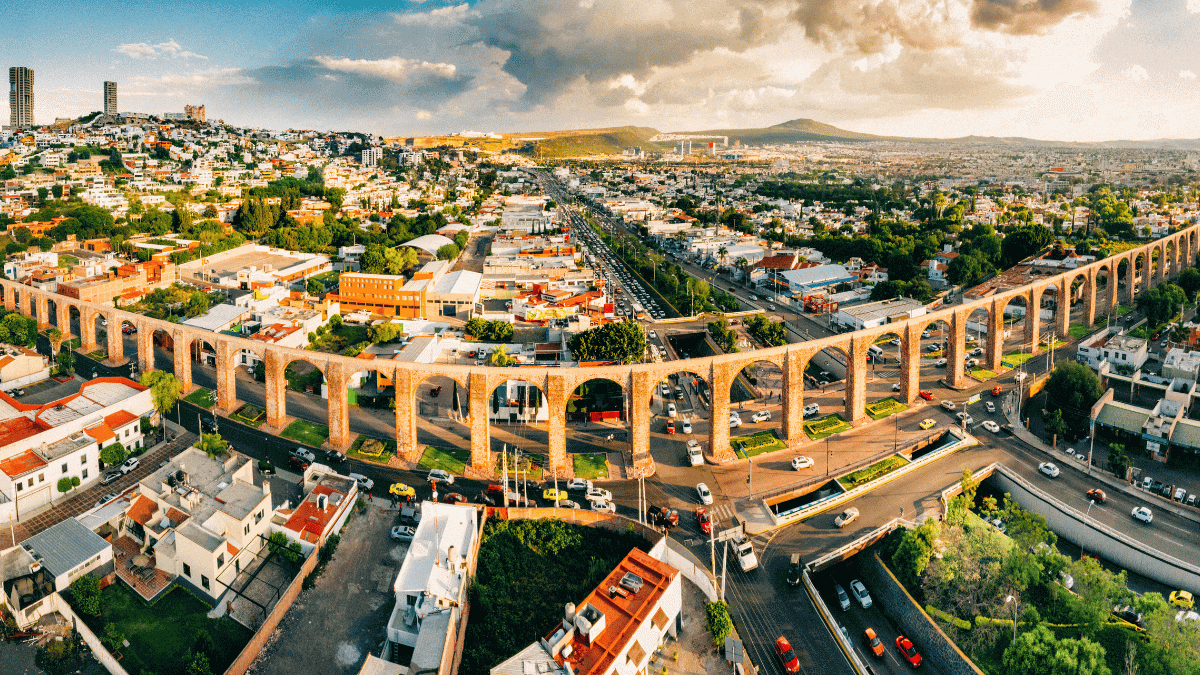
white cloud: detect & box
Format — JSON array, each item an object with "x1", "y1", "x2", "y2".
[
  {"x1": 114, "y1": 39, "x2": 207, "y2": 60},
  {"x1": 1189, "y1": 0, "x2": 1200, "y2": 14},
  {"x1": 128, "y1": 68, "x2": 255, "y2": 94},
  {"x1": 313, "y1": 56, "x2": 457, "y2": 82},
  {"x1": 416, "y1": 110, "x2": 432, "y2": 120},
  {"x1": 1182, "y1": 70, "x2": 1198, "y2": 79},
  {"x1": 1122, "y1": 64, "x2": 1150, "y2": 81}
]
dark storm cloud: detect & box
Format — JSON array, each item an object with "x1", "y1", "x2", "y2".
[{"x1": 971, "y1": 0, "x2": 1100, "y2": 35}]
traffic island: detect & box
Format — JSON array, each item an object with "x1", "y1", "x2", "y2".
[{"x1": 730, "y1": 429, "x2": 786, "y2": 459}]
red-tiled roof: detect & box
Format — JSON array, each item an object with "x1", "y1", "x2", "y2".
[
  {"x1": 0, "y1": 415, "x2": 47, "y2": 448},
  {"x1": 284, "y1": 483, "x2": 346, "y2": 540},
  {"x1": 85, "y1": 423, "x2": 115, "y2": 444},
  {"x1": 0, "y1": 449, "x2": 47, "y2": 477},
  {"x1": 127, "y1": 495, "x2": 158, "y2": 526},
  {"x1": 104, "y1": 409, "x2": 139, "y2": 430}
]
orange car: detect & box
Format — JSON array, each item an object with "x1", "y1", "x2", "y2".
[
  {"x1": 863, "y1": 628, "x2": 885, "y2": 659},
  {"x1": 991, "y1": 385, "x2": 1002, "y2": 396},
  {"x1": 1087, "y1": 488, "x2": 1107, "y2": 503}
]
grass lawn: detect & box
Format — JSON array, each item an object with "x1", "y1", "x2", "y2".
[
  {"x1": 419, "y1": 446, "x2": 470, "y2": 475},
  {"x1": 865, "y1": 397, "x2": 908, "y2": 420},
  {"x1": 182, "y1": 387, "x2": 216, "y2": 409},
  {"x1": 1041, "y1": 338, "x2": 1067, "y2": 349},
  {"x1": 76, "y1": 583, "x2": 251, "y2": 675},
  {"x1": 232, "y1": 403, "x2": 265, "y2": 428},
  {"x1": 837, "y1": 456, "x2": 909, "y2": 489},
  {"x1": 1068, "y1": 324, "x2": 1090, "y2": 339},
  {"x1": 572, "y1": 453, "x2": 609, "y2": 479},
  {"x1": 1117, "y1": 304, "x2": 1132, "y2": 316},
  {"x1": 804, "y1": 413, "x2": 852, "y2": 440},
  {"x1": 969, "y1": 367, "x2": 999, "y2": 380},
  {"x1": 347, "y1": 435, "x2": 394, "y2": 464},
  {"x1": 282, "y1": 419, "x2": 329, "y2": 446},
  {"x1": 1003, "y1": 351, "x2": 1036, "y2": 367},
  {"x1": 495, "y1": 452, "x2": 544, "y2": 481},
  {"x1": 310, "y1": 323, "x2": 370, "y2": 355},
  {"x1": 730, "y1": 429, "x2": 787, "y2": 458},
  {"x1": 285, "y1": 363, "x2": 325, "y2": 392}
]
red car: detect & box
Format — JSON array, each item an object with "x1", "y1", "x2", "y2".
[
  {"x1": 895, "y1": 635, "x2": 923, "y2": 668},
  {"x1": 666, "y1": 420, "x2": 676, "y2": 434},
  {"x1": 695, "y1": 507, "x2": 713, "y2": 535},
  {"x1": 1086, "y1": 488, "x2": 1107, "y2": 503},
  {"x1": 286, "y1": 456, "x2": 309, "y2": 471},
  {"x1": 991, "y1": 386, "x2": 1002, "y2": 396},
  {"x1": 774, "y1": 636, "x2": 800, "y2": 674},
  {"x1": 918, "y1": 390, "x2": 934, "y2": 401},
  {"x1": 863, "y1": 628, "x2": 885, "y2": 659}
]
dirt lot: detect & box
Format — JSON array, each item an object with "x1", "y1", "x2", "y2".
[{"x1": 248, "y1": 499, "x2": 403, "y2": 675}]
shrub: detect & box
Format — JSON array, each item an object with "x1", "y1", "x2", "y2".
[
  {"x1": 705, "y1": 601, "x2": 733, "y2": 645},
  {"x1": 926, "y1": 605, "x2": 972, "y2": 630},
  {"x1": 70, "y1": 575, "x2": 101, "y2": 616}
]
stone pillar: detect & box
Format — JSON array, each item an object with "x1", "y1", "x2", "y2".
[
  {"x1": 709, "y1": 363, "x2": 733, "y2": 461},
  {"x1": 393, "y1": 368, "x2": 419, "y2": 461},
  {"x1": 844, "y1": 336, "x2": 868, "y2": 422},
  {"x1": 1155, "y1": 245, "x2": 1165, "y2": 286},
  {"x1": 137, "y1": 325, "x2": 154, "y2": 373},
  {"x1": 630, "y1": 370, "x2": 652, "y2": 462},
  {"x1": 2, "y1": 286, "x2": 13, "y2": 312},
  {"x1": 545, "y1": 373, "x2": 568, "y2": 476},
  {"x1": 469, "y1": 374, "x2": 492, "y2": 471},
  {"x1": 172, "y1": 329, "x2": 191, "y2": 391},
  {"x1": 264, "y1": 348, "x2": 286, "y2": 428},
  {"x1": 106, "y1": 312, "x2": 125, "y2": 363},
  {"x1": 1026, "y1": 289, "x2": 1042, "y2": 356},
  {"x1": 985, "y1": 299, "x2": 1004, "y2": 373},
  {"x1": 326, "y1": 360, "x2": 350, "y2": 450},
  {"x1": 23, "y1": 291, "x2": 35, "y2": 321},
  {"x1": 946, "y1": 311, "x2": 966, "y2": 388},
  {"x1": 1082, "y1": 270, "x2": 1096, "y2": 328},
  {"x1": 35, "y1": 295, "x2": 49, "y2": 330},
  {"x1": 215, "y1": 339, "x2": 237, "y2": 409},
  {"x1": 1126, "y1": 255, "x2": 1137, "y2": 303},
  {"x1": 56, "y1": 303, "x2": 71, "y2": 336},
  {"x1": 782, "y1": 351, "x2": 805, "y2": 444},
  {"x1": 80, "y1": 310, "x2": 98, "y2": 352},
  {"x1": 899, "y1": 325, "x2": 921, "y2": 404},
  {"x1": 1055, "y1": 285, "x2": 1071, "y2": 339}
]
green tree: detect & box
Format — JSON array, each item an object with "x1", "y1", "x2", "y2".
[
  {"x1": 56, "y1": 476, "x2": 80, "y2": 494},
  {"x1": 69, "y1": 574, "x2": 101, "y2": 616},
  {"x1": 359, "y1": 244, "x2": 389, "y2": 275},
  {"x1": 1001, "y1": 624, "x2": 1110, "y2": 675},
  {"x1": 1043, "y1": 361, "x2": 1104, "y2": 437},
  {"x1": 101, "y1": 623, "x2": 126, "y2": 653},
  {"x1": 567, "y1": 322, "x2": 648, "y2": 364},
  {"x1": 705, "y1": 601, "x2": 734, "y2": 646},
  {"x1": 1107, "y1": 443, "x2": 1130, "y2": 479},
  {"x1": 892, "y1": 519, "x2": 940, "y2": 588},
  {"x1": 328, "y1": 313, "x2": 342, "y2": 329},
  {"x1": 58, "y1": 348, "x2": 74, "y2": 374},
  {"x1": 368, "y1": 322, "x2": 403, "y2": 344},
  {"x1": 306, "y1": 278, "x2": 323, "y2": 296},
  {"x1": 1045, "y1": 409, "x2": 1067, "y2": 442},
  {"x1": 437, "y1": 243, "x2": 460, "y2": 260},
  {"x1": 487, "y1": 346, "x2": 517, "y2": 367},
  {"x1": 185, "y1": 651, "x2": 213, "y2": 675},
  {"x1": 99, "y1": 442, "x2": 126, "y2": 468},
  {"x1": 1178, "y1": 267, "x2": 1200, "y2": 301},
  {"x1": 197, "y1": 433, "x2": 229, "y2": 459},
  {"x1": 141, "y1": 371, "x2": 183, "y2": 434},
  {"x1": 1001, "y1": 225, "x2": 1054, "y2": 267}
]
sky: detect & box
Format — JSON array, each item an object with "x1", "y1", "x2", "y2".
[{"x1": 3, "y1": 0, "x2": 1199, "y2": 142}]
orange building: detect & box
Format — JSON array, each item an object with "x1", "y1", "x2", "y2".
[{"x1": 330, "y1": 272, "x2": 425, "y2": 318}]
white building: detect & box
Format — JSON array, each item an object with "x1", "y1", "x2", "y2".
[
  {"x1": 1098, "y1": 334, "x2": 1149, "y2": 372},
  {"x1": 78, "y1": 187, "x2": 128, "y2": 211}
]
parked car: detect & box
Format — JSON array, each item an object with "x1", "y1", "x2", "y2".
[
  {"x1": 803, "y1": 403, "x2": 820, "y2": 417},
  {"x1": 95, "y1": 493, "x2": 118, "y2": 508},
  {"x1": 100, "y1": 471, "x2": 121, "y2": 486},
  {"x1": 319, "y1": 449, "x2": 348, "y2": 466},
  {"x1": 389, "y1": 483, "x2": 416, "y2": 498},
  {"x1": 1189, "y1": 494, "x2": 1198, "y2": 507},
  {"x1": 291, "y1": 447, "x2": 316, "y2": 463},
  {"x1": 648, "y1": 505, "x2": 679, "y2": 528},
  {"x1": 589, "y1": 499, "x2": 616, "y2": 513},
  {"x1": 567, "y1": 478, "x2": 593, "y2": 492},
  {"x1": 1132, "y1": 506, "x2": 1154, "y2": 523},
  {"x1": 863, "y1": 628, "x2": 885, "y2": 659},
  {"x1": 543, "y1": 488, "x2": 568, "y2": 503},
  {"x1": 119, "y1": 457, "x2": 140, "y2": 474},
  {"x1": 349, "y1": 473, "x2": 374, "y2": 491},
  {"x1": 936, "y1": 358, "x2": 948, "y2": 367},
  {"x1": 287, "y1": 456, "x2": 309, "y2": 471},
  {"x1": 1176, "y1": 487, "x2": 1188, "y2": 502},
  {"x1": 895, "y1": 635, "x2": 923, "y2": 668},
  {"x1": 441, "y1": 493, "x2": 467, "y2": 505},
  {"x1": 791, "y1": 456, "x2": 813, "y2": 470},
  {"x1": 696, "y1": 482, "x2": 713, "y2": 505},
  {"x1": 390, "y1": 525, "x2": 416, "y2": 541},
  {"x1": 427, "y1": 469, "x2": 454, "y2": 485},
  {"x1": 835, "y1": 507, "x2": 860, "y2": 528},
  {"x1": 850, "y1": 579, "x2": 872, "y2": 608},
  {"x1": 786, "y1": 553, "x2": 802, "y2": 587},
  {"x1": 666, "y1": 403, "x2": 677, "y2": 418},
  {"x1": 774, "y1": 636, "x2": 800, "y2": 675},
  {"x1": 585, "y1": 487, "x2": 613, "y2": 503}
]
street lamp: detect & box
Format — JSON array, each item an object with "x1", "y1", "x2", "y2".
[
  {"x1": 1004, "y1": 594, "x2": 1020, "y2": 646},
  {"x1": 1081, "y1": 499, "x2": 1095, "y2": 560}
]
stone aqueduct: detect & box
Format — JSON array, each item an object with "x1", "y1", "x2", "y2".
[{"x1": 1, "y1": 228, "x2": 1196, "y2": 475}]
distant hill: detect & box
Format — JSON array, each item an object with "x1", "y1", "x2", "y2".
[
  {"x1": 504, "y1": 126, "x2": 669, "y2": 158},
  {"x1": 668, "y1": 118, "x2": 894, "y2": 144}
]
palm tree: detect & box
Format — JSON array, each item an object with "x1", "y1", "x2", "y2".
[
  {"x1": 487, "y1": 346, "x2": 516, "y2": 367},
  {"x1": 734, "y1": 257, "x2": 749, "y2": 283},
  {"x1": 717, "y1": 246, "x2": 729, "y2": 265},
  {"x1": 46, "y1": 328, "x2": 64, "y2": 365},
  {"x1": 197, "y1": 433, "x2": 229, "y2": 458}
]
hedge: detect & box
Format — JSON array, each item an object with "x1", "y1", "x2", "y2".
[{"x1": 926, "y1": 605, "x2": 972, "y2": 630}]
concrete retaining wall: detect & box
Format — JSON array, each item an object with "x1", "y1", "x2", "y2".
[
  {"x1": 653, "y1": 537, "x2": 718, "y2": 602},
  {"x1": 222, "y1": 545, "x2": 320, "y2": 675},
  {"x1": 51, "y1": 592, "x2": 132, "y2": 675},
  {"x1": 990, "y1": 466, "x2": 1200, "y2": 591},
  {"x1": 857, "y1": 553, "x2": 984, "y2": 675}
]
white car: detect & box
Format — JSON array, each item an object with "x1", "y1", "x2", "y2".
[
  {"x1": 349, "y1": 473, "x2": 374, "y2": 491},
  {"x1": 585, "y1": 487, "x2": 613, "y2": 503},
  {"x1": 892, "y1": 382, "x2": 901, "y2": 391},
  {"x1": 729, "y1": 415, "x2": 742, "y2": 428},
  {"x1": 956, "y1": 412, "x2": 973, "y2": 425},
  {"x1": 291, "y1": 447, "x2": 316, "y2": 463},
  {"x1": 750, "y1": 410, "x2": 771, "y2": 423},
  {"x1": 850, "y1": 579, "x2": 873, "y2": 609},
  {"x1": 567, "y1": 478, "x2": 593, "y2": 492},
  {"x1": 661, "y1": 383, "x2": 671, "y2": 396},
  {"x1": 391, "y1": 525, "x2": 416, "y2": 541},
  {"x1": 1039, "y1": 462, "x2": 1060, "y2": 478},
  {"x1": 834, "y1": 507, "x2": 859, "y2": 528},
  {"x1": 982, "y1": 421, "x2": 1000, "y2": 433},
  {"x1": 921, "y1": 330, "x2": 932, "y2": 338},
  {"x1": 986, "y1": 401, "x2": 996, "y2": 413},
  {"x1": 792, "y1": 456, "x2": 814, "y2": 470},
  {"x1": 941, "y1": 400, "x2": 956, "y2": 410},
  {"x1": 590, "y1": 500, "x2": 616, "y2": 513},
  {"x1": 120, "y1": 457, "x2": 140, "y2": 474},
  {"x1": 803, "y1": 403, "x2": 820, "y2": 417},
  {"x1": 427, "y1": 469, "x2": 454, "y2": 485},
  {"x1": 696, "y1": 482, "x2": 714, "y2": 505},
  {"x1": 686, "y1": 440, "x2": 703, "y2": 466},
  {"x1": 681, "y1": 419, "x2": 692, "y2": 434},
  {"x1": 666, "y1": 403, "x2": 677, "y2": 418},
  {"x1": 936, "y1": 358, "x2": 948, "y2": 367},
  {"x1": 649, "y1": 330, "x2": 658, "y2": 339},
  {"x1": 1132, "y1": 506, "x2": 1153, "y2": 523},
  {"x1": 1014, "y1": 372, "x2": 1028, "y2": 382}
]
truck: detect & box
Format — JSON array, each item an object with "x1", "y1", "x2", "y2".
[{"x1": 734, "y1": 535, "x2": 759, "y2": 572}]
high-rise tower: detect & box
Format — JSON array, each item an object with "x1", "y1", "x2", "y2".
[
  {"x1": 103, "y1": 81, "x2": 117, "y2": 116},
  {"x1": 9, "y1": 67, "x2": 34, "y2": 128}
]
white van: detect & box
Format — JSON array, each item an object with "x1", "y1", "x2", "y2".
[{"x1": 868, "y1": 344, "x2": 884, "y2": 359}]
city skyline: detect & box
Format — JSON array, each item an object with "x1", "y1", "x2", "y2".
[{"x1": 1, "y1": 0, "x2": 1199, "y2": 141}]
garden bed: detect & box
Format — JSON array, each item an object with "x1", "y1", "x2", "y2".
[
  {"x1": 495, "y1": 452, "x2": 544, "y2": 481},
  {"x1": 282, "y1": 419, "x2": 330, "y2": 446},
  {"x1": 182, "y1": 387, "x2": 216, "y2": 409},
  {"x1": 347, "y1": 435, "x2": 395, "y2": 464},
  {"x1": 804, "y1": 413, "x2": 852, "y2": 440},
  {"x1": 232, "y1": 403, "x2": 265, "y2": 428},
  {"x1": 837, "y1": 455, "x2": 908, "y2": 489},
  {"x1": 865, "y1": 397, "x2": 908, "y2": 420},
  {"x1": 730, "y1": 429, "x2": 787, "y2": 458}
]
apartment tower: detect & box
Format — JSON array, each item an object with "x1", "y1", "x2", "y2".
[
  {"x1": 103, "y1": 81, "x2": 117, "y2": 116},
  {"x1": 9, "y1": 67, "x2": 34, "y2": 128}
]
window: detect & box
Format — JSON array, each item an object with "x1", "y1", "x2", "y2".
[
  {"x1": 125, "y1": 429, "x2": 130, "y2": 437},
  {"x1": 217, "y1": 554, "x2": 224, "y2": 568},
  {"x1": 15, "y1": 482, "x2": 21, "y2": 492},
  {"x1": 82, "y1": 468, "x2": 88, "y2": 479},
  {"x1": 201, "y1": 575, "x2": 210, "y2": 590},
  {"x1": 244, "y1": 524, "x2": 250, "y2": 535},
  {"x1": 62, "y1": 463, "x2": 68, "y2": 474},
  {"x1": 81, "y1": 455, "x2": 87, "y2": 465},
  {"x1": 183, "y1": 563, "x2": 191, "y2": 577},
  {"x1": 38, "y1": 473, "x2": 44, "y2": 483}
]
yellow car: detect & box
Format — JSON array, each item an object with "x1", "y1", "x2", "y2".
[
  {"x1": 542, "y1": 488, "x2": 566, "y2": 502},
  {"x1": 389, "y1": 483, "x2": 415, "y2": 498},
  {"x1": 919, "y1": 418, "x2": 937, "y2": 430},
  {"x1": 1170, "y1": 590, "x2": 1195, "y2": 609}
]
